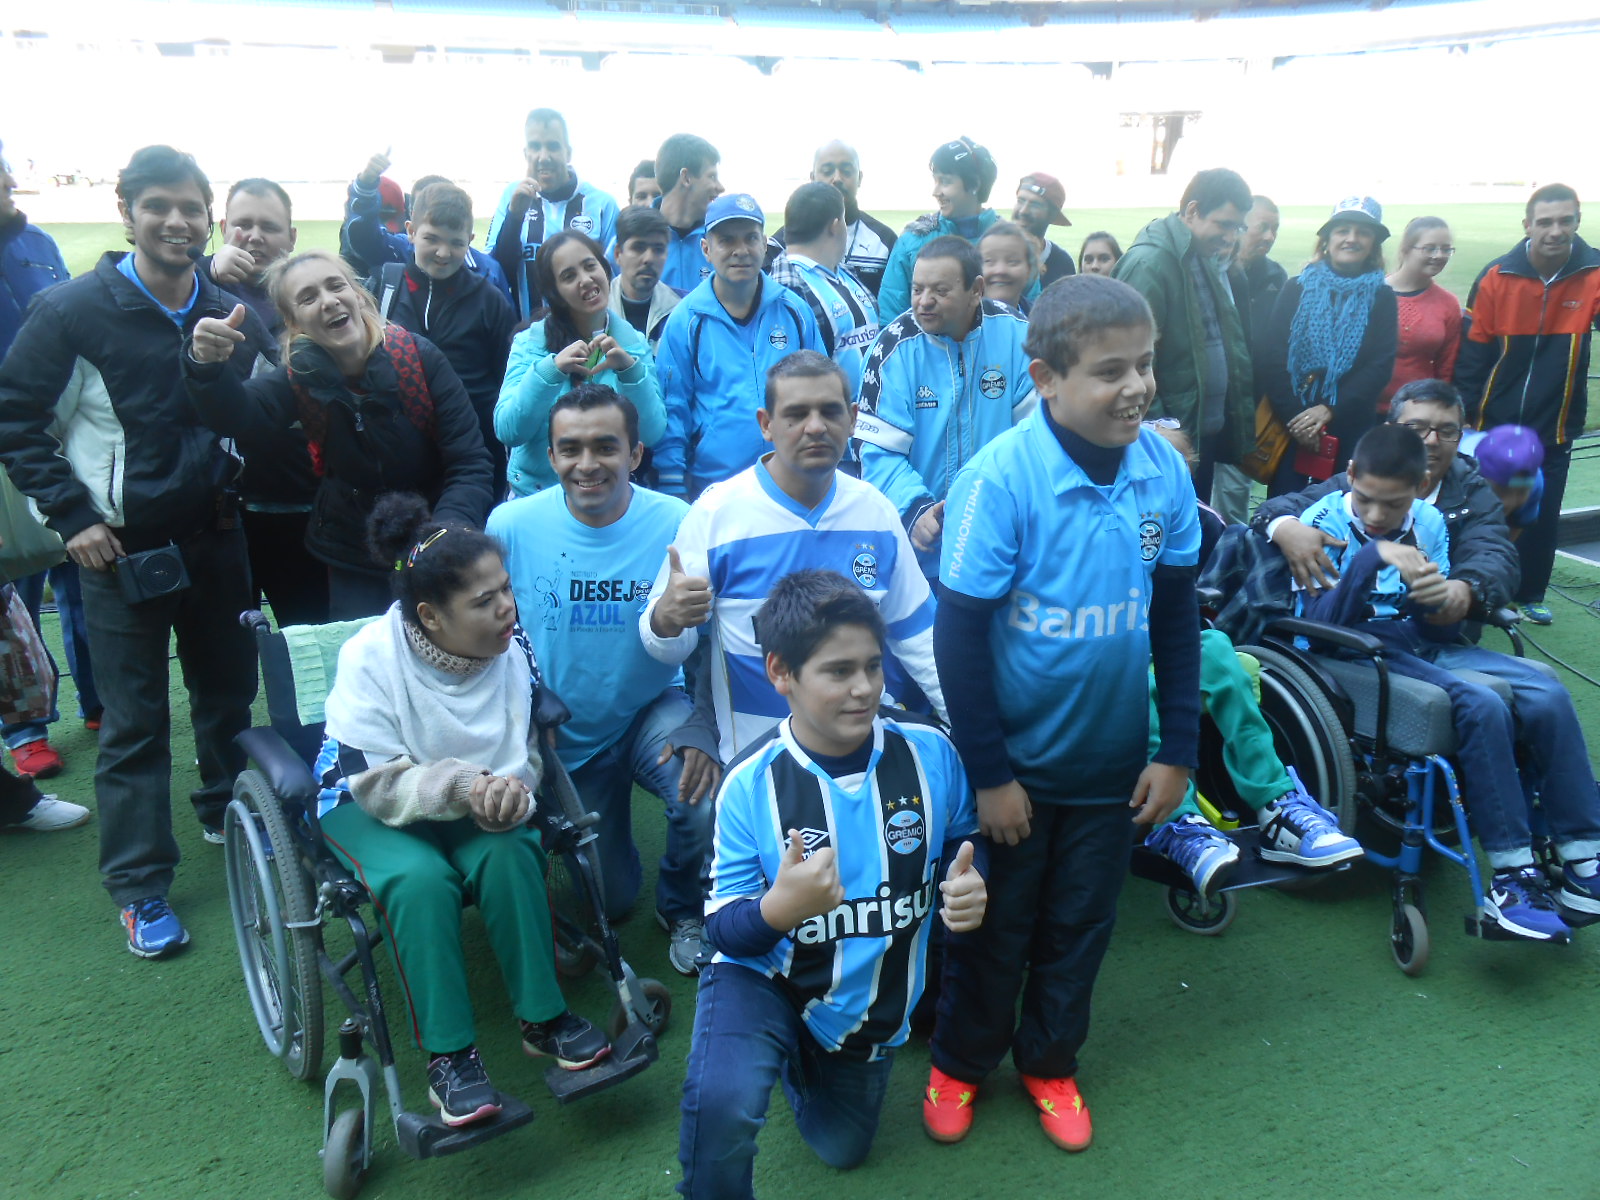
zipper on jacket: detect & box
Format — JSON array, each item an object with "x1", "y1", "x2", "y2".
[{"x1": 1517, "y1": 283, "x2": 1551, "y2": 426}]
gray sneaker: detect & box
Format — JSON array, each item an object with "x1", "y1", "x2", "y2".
[{"x1": 656, "y1": 911, "x2": 707, "y2": 976}]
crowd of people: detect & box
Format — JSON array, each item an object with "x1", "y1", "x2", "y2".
[{"x1": 3, "y1": 114, "x2": 1600, "y2": 1197}]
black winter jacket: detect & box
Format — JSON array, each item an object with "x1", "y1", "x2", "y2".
[
  {"x1": 0, "y1": 253, "x2": 273, "y2": 550},
  {"x1": 186, "y1": 330, "x2": 494, "y2": 573}
]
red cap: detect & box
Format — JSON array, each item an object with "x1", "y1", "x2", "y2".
[
  {"x1": 1017, "y1": 173, "x2": 1070, "y2": 226},
  {"x1": 377, "y1": 176, "x2": 404, "y2": 233}
]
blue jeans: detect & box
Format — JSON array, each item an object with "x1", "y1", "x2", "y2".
[
  {"x1": 1424, "y1": 643, "x2": 1600, "y2": 866},
  {"x1": 2, "y1": 562, "x2": 99, "y2": 748},
  {"x1": 569, "y1": 687, "x2": 709, "y2": 921},
  {"x1": 932, "y1": 799, "x2": 1132, "y2": 1083},
  {"x1": 678, "y1": 961, "x2": 895, "y2": 1199}
]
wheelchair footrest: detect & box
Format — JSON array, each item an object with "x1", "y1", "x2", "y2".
[
  {"x1": 1462, "y1": 913, "x2": 1573, "y2": 944},
  {"x1": 394, "y1": 1093, "x2": 536, "y2": 1160},
  {"x1": 1131, "y1": 827, "x2": 1354, "y2": 893},
  {"x1": 544, "y1": 1023, "x2": 659, "y2": 1105}
]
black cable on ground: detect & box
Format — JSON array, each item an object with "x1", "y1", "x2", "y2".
[{"x1": 1519, "y1": 627, "x2": 1600, "y2": 690}]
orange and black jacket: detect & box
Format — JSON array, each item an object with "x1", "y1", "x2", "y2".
[{"x1": 1455, "y1": 234, "x2": 1600, "y2": 446}]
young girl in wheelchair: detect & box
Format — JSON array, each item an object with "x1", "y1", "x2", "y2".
[{"x1": 314, "y1": 494, "x2": 609, "y2": 1127}]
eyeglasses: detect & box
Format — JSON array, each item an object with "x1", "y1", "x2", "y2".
[
  {"x1": 1414, "y1": 245, "x2": 1456, "y2": 257},
  {"x1": 1398, "y1": 420, "x2": 1462, "y2": 443}
]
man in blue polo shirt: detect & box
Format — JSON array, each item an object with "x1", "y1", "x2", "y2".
[
  {"x1": 854, "y1": 235, "x2": 1034, "y2": 574},
  {"x1": 655, "y1": 193, "x2": 823, "y2": 499},
  {"x1": 487, "y1": 383, "x2": 720, "y2": 974}
]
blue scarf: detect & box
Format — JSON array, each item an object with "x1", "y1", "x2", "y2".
[{"x1": 1286, "y1": 261, "x2": 1386, "y2": 408}]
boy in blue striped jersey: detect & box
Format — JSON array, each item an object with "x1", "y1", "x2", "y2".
[
  {"x1": 677, "y1": 569, "x2": 985, "y2": 1199},
  {"x1": 925, "y1": 274, "x2": 1201, "y2": 1151}
]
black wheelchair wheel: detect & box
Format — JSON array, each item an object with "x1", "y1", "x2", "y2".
[
  {"x1": 322, "y1": 1108, "x2": 367, "y2": 1200},
  {"x1": 609, "y1": 977, "x2": 673, "y2": 1041},
  {"x1": 1391, "y1": 902, "x2": 1430, "y2": 977},
  {"x1": 546, "y1": 847, "x2": 600, "y2": 979},
  {"x1": 225, "y1": 770, "x2": 325, "y2": 1082},
  {"x1": 1164, "y1": 886, "x2": 1237, "y2": 936},
  {"x1": 1237, "y1": 644, "x2": 1358, "y2": 833}
]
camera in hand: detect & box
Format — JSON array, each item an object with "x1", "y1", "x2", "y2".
[{"x1": 115, "y1": 543, "x2": 191, "y2": 604}]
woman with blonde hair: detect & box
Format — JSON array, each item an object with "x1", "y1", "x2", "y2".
[
  {"x1": 186, "y1": 249, "x2": 494, "y2": 617},
  {"x1": 1382, "y1": 216, "x2": 1462, "y2": 409},
  {"x1": 1259, "y1": 196, "x2": 1398, "y2": 493}
]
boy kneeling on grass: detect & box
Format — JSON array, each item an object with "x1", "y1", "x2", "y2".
[{"x1": 677, "y1": 569, "x2": 985, "y2": 1200}]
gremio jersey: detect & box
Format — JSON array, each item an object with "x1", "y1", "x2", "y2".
[
  {"x1": 768, "y1": 250, "x2": 881, "y2": 396},
  {"x1": 638, "y1": 459, "x2": 945, "y2": 763},
  {"x1": 486, "y1": 177, "x2": 620, "y2": 320},
  {"x1": 941, "y1": 416, "x2": 1200, "y2": 798},
  {"x1": 1296, "y1": 491, "x2": 1450, "y2": 620},
  {"x1": 708, "y1": 715, "x2": 976, "y2": 1057}
]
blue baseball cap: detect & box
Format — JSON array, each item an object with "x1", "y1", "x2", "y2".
[
  {"x1": 1318, "y1": 195, "x2": 1389, "y2": 242},
  {"x1": 1475, "y1": 424, "x2": 1544, "y2": 487},
  {"x1": 704, "y1": 193, "x2": 765, "y2": 234}
]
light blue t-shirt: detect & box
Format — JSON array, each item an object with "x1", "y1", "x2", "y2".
[
  {"x1": 939, "y1": 415, "x2": 1200, "y2": 798},
  {"x1": 487, "y1": 484, "x2": 689, "y2": 770},
  {"x1": 116, "y1": 253, "x2": 198, "y2": 326}
]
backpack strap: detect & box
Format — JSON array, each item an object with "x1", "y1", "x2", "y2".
[
  {"x1": 291, "y1": 381, "x2": 329, "y2": 478},
  {"x1": 375, "y1": 262, "x2": 406, "y2": 321},
  {"x1": 381, "y1": 325, "x2": 436, "y2": 440}
]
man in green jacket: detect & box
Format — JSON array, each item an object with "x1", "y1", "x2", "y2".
[{"x1": 1114, "y1": 168, "x2": 1254, "y2": 500}]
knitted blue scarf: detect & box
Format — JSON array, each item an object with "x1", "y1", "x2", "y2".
[{"x1": 1286, "y1": 261, "x2": 1386, "y2": 407}]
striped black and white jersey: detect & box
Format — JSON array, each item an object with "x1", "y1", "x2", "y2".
[
  {"x1": 767, "y1": 212, "x2": 899, "y2": 300},
  {"x1": 707, "y1": 715, "x2": 976, "y2": 1058},
  {"x1": 768, "y1": 250, "x2": 881, "y2": 395}
]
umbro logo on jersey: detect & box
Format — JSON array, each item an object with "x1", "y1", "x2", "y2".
[
  {"x1": 979, "y1": 369, "x2": 1006, "y2": 400},
  {"x1": 770, "y1": 328, "x2": 790, "y2": 349},
  {"x1": 790, "y1": 827, "x2": 831, "y2": 858}
]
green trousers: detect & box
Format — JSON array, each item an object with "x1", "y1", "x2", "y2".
[
  {"x1": 321, "y1": 803, "x2": 565, "y2": 1055},
  {"x1": 1150, "y1": 628, "x2": 1293, "y2": 822}
]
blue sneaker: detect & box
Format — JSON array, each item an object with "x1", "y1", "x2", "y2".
[
  {"x1": 1521, "y1": 603, "x2": 1553, "y2": 626},
  {"x1": 1146, "y1": 815, "x2": 1240, "y2": 897},
  {"x1": 1258, "y1": 781, "x2": 1363, "y2": 868},
  {"x1": 121, "y1": 896, "x2": 190, "y2": 959},
  {"x1": 1558, "y1": 857, "x2": 1600, "y2": 917},
  {"x1": 1483, "y1": 868, "x2": 1571, "y2": 941}
]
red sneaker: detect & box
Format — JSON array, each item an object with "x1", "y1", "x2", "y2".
[
  {"x1": 923, "y1": 1066, "x2": 978, "y2": 1143},
  {"x1": 84, "y1": 710, "x2": 103, "y2": 732},
  {"x1": 11, "y1": 739, "x2": 63, "y2": 779},
  {"x1": 1020, "y1": 1074, "x2": 1092, "y2": 1151}
]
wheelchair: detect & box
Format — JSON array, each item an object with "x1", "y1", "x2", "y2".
[
  {"x1": 223, "y1": 611, "x2": 671, "y2": 1199},
  {"x1": 1228, "y1": 607, "x2": 1579, "y2": 976}
]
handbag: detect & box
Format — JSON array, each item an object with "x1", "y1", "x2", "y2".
[
  {"x1": 0, "y1": 466, "x2": 65, "y2": 587},
  {"x1": 0, "y1": 584, "x2": 57, "y2": 726},
  {"x1": 1238, "y1": 397, "x2": 1291, "y2": 485}
]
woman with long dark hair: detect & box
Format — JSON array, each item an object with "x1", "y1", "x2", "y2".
[
  {"x1": 494, "y1": 230, "x2": 663, "y2": 497},
  {"x1": 1259, "y1": 196, "x2": 1398, "y2": 494}
]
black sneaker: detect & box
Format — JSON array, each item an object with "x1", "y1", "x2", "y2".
[
  {"x1": 425, "y1": 1047, "x2": 501, "y2": 1127},
  {"x1": 521, "y1": 1011, "x2": 610, "y2": 1071}
]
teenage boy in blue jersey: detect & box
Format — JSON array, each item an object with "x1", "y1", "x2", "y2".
[
  {"x1": 677, "y1": 568, "x2": 985, "y2": 1200},
  {"x1": 924, "y1": 274, "x2": 1201, "y2": 1151},
  {"x1": 651, "y1": 133, "x2": 724, "y2": 295},
  {"x1": 485, "y1": 109, "x2": 620, "y2": 320},
  {"x1": 878, "y1": 137, "x2": 1002, "y2": 321},
  {"x1": 655, "y1": 194, "x2": 823, "y2": 499},
  {"x1": 1292, "y1": 422, "x2": 1600, "y2": 940},
  {"x1": 854, "y1": 235, "x2": 1035, "y2": 575},
  {"x1": 487, "y1": 384, "x2": 720, "y2": 974}
]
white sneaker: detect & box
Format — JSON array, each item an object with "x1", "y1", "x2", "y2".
[{"x1": 15, "y1": 795, "x2": 91, "y2": 832}]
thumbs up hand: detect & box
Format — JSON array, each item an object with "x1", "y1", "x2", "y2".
[
  {"x1": 649, "y1": 544, "x2": 714, "y2": 638},
  {"x1": 760, "y1": 828, "x2": 845, "y2": 932},
  {"x1": 191, "y1": 304, "x2": 249, "y2": 365},
  {"x1": 357, "y1": 147, "x2": 392, "y2": 191},
  {"x1": 939, "y1": 839, "x2": 987, "y2": 932}
]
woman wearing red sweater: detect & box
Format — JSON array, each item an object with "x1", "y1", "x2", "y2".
[{"x1": 1382, "y1": 216, "x2": 1462, "y2": 411}]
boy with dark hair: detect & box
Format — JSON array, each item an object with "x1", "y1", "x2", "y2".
[
  {"x1": 925, "y1": 273, "x2": 1201, "y2": 1150},
  {"x1": 878, "y1": 136, "x2": 1002, "y2": 319},
  {"x1": 856, "y1": 234, "x2": 1034, "y2": 574},
  {"x1": 371, "y1": 182, "x2": 516, "y2": 498},
  {"x1": 608, "y1": 205, "x2": 680, "y2": 350},
  {"x1": 1293, "y1": 421, "x2": 1600, "y2": 940},
  {"x1": 652, "y1": 133, "x2": 724, "y2": 294},
  {"x1": 345, "y1": 150, "x2": 511, "y2": 301},
  {"x1": 486, "y1": 108, "x2": 620, "y2": 319},
  {"x1": 677, "y1": 568, "x2": 985, "y2": 1199}
]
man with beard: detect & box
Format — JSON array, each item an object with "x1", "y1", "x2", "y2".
[
  {"x1": 765, "y1": 140, "x2": 897, "y2": 299},
  {"x1": 1013, "y1": 172, "x2": 1076, "y2": 290}
]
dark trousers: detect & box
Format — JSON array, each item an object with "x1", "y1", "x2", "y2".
[
  {"x1": 327, "y1": 566, "x2": 395, "y2": 621},
  {"x1": 0, "y1": 761, "x2": 44, "y2": 825},
  {"x1": 931, "y1": 799, "x2": 1132, "y2": 1083},
  {"x1": 77, "y1": 528, "x2": 258, "y2": 904},
  {"x1": 1514, "y1": 441, "x2": 1570, "y2": 605},
  {"x1": 677, "y1": 962, "x2": 894, "y2": 1200},
  {"x1": 242, "y1": 509, "x2": 329, "y2": 628}
]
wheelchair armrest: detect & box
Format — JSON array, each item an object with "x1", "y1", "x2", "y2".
[
  {"x1": 1196, "y1": 586, "x2": 1226, "y2": 610},
  {"x1": 1486, "y1": 606, "x2": 1523, "y2": 629},
  {"x1": 1263, "y1": 616, "x2": 1385, "y2": 658},
  {"x1": 239, "y1": 609, "x2": 273, "y2": 634},
  {"x1": 534, "y1": 681, "x2": 572, "y2": 731},
  {"x1": 236, "y1": 727, "x2": 320, "y2": 812}
]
